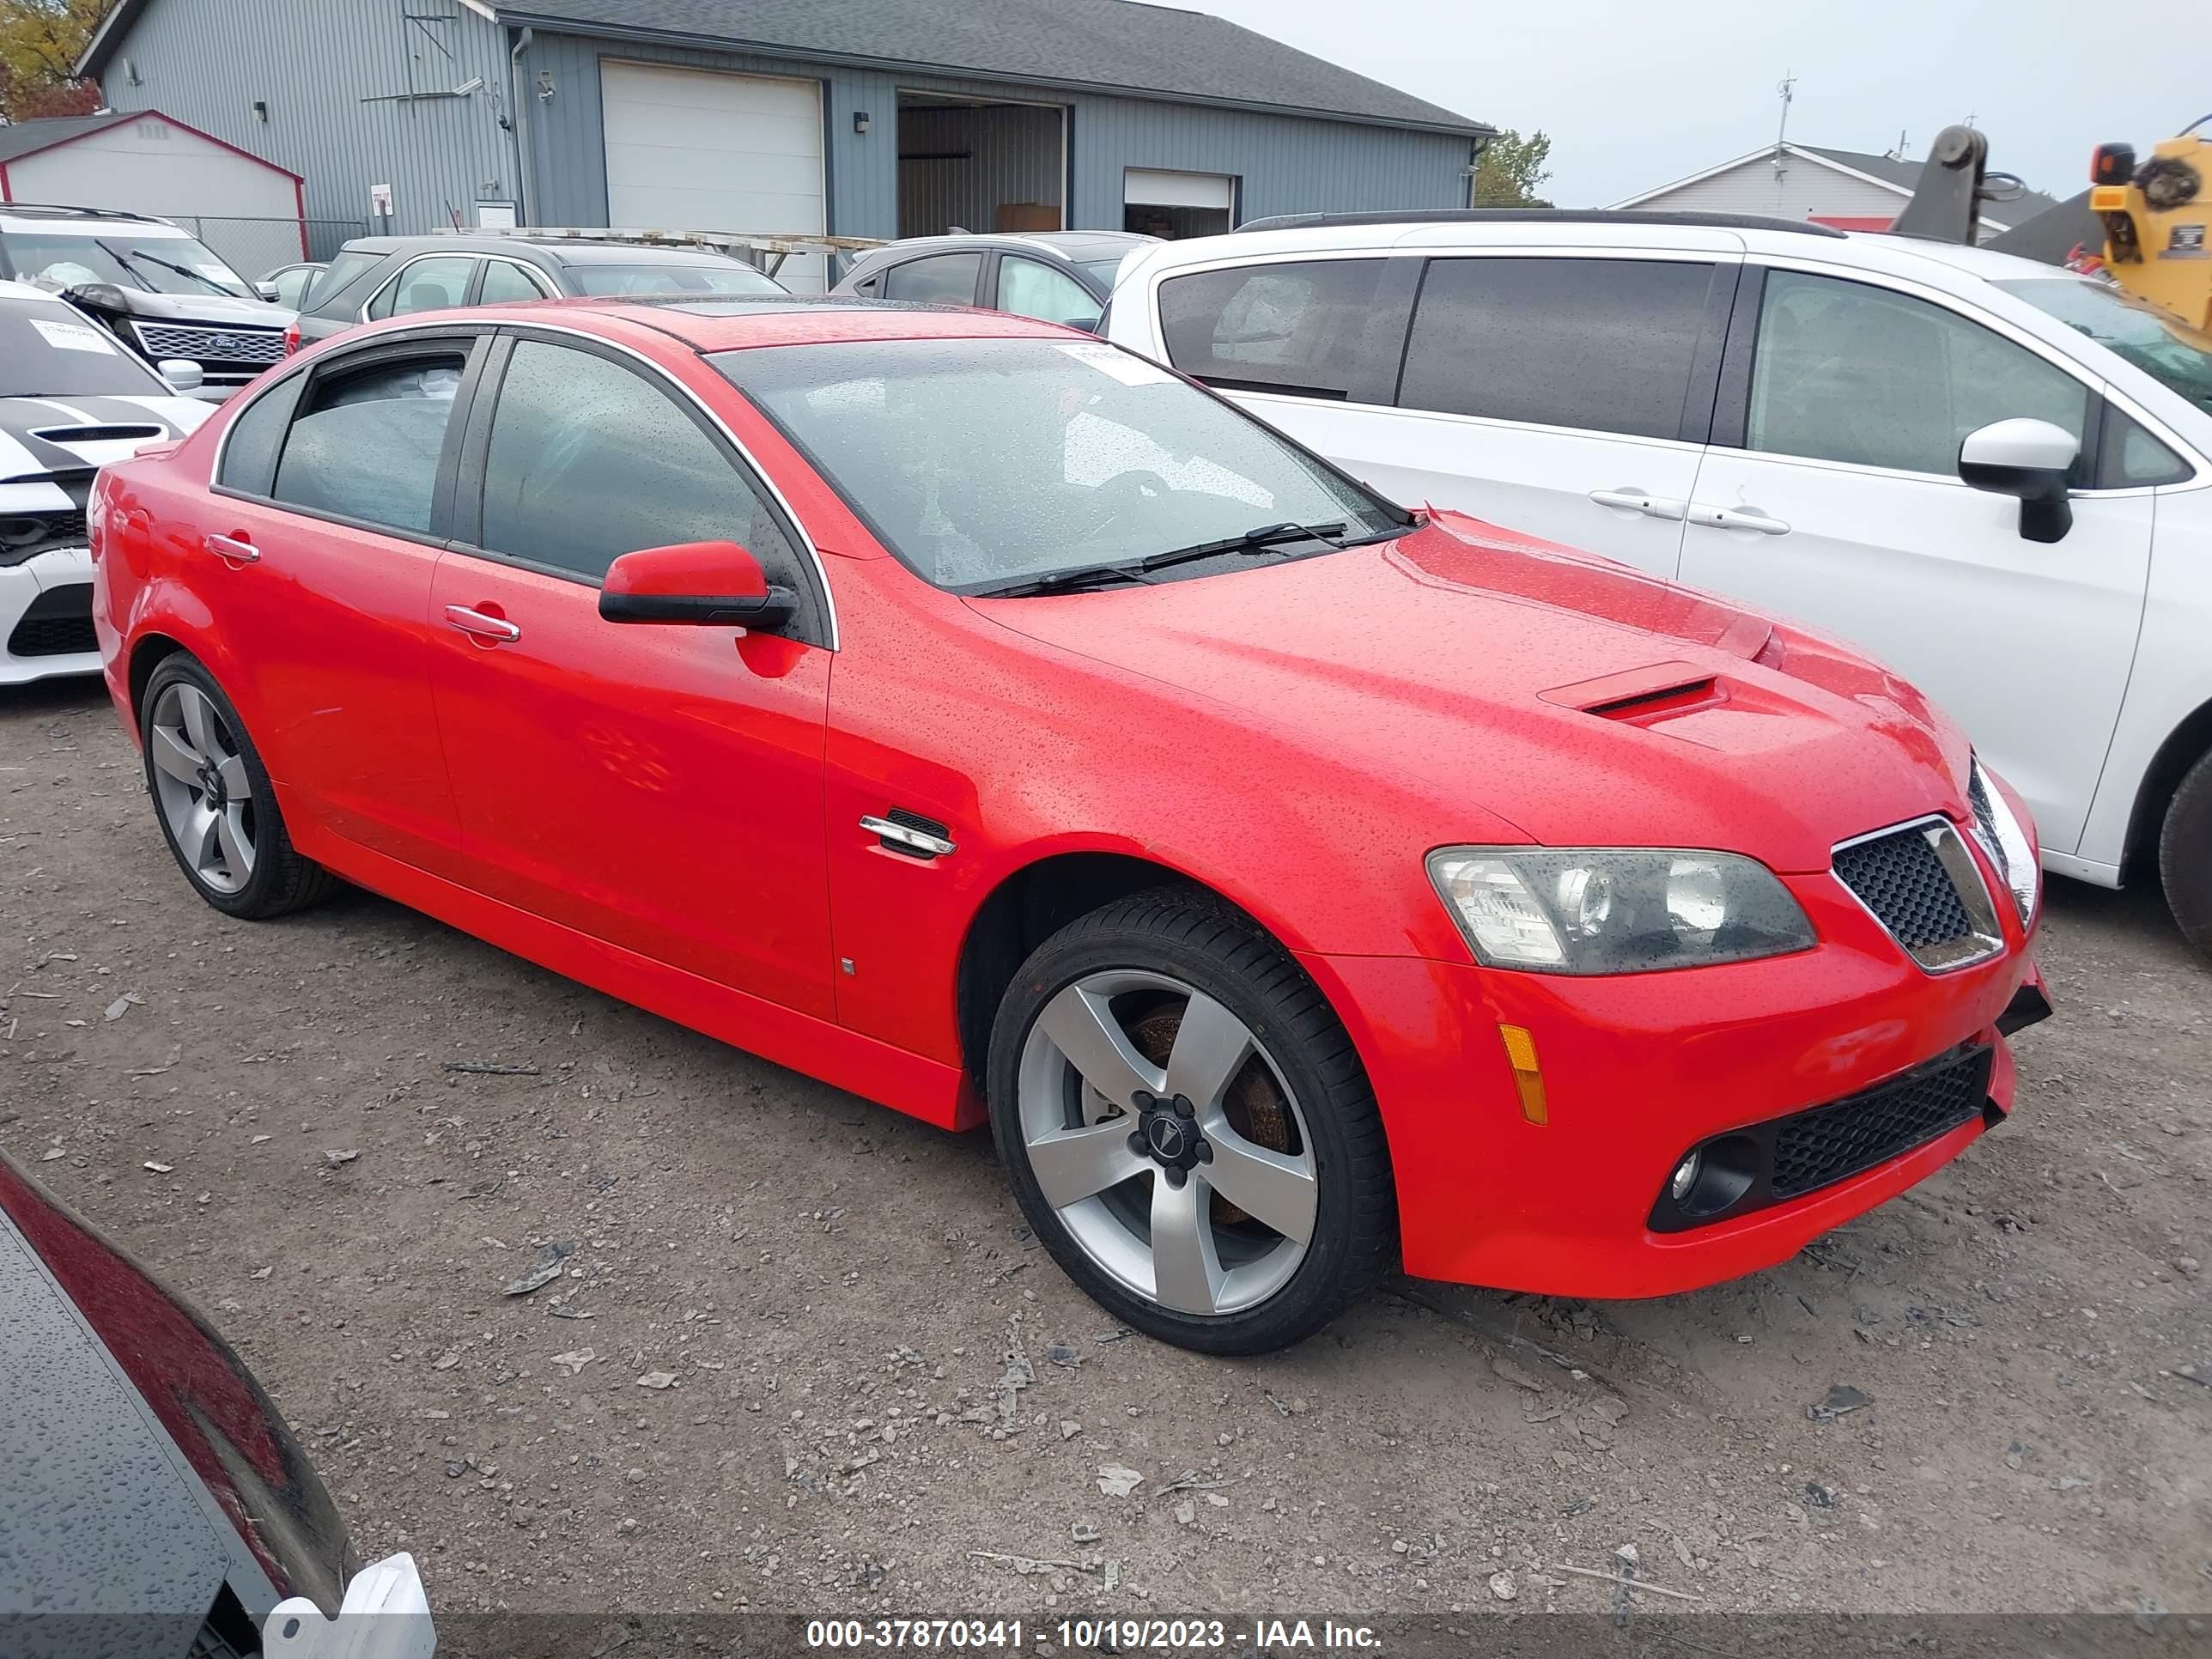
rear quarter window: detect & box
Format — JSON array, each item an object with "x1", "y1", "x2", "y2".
[{"x1": 1157, "y1": 258, "x2": 1402, "y2": 401}]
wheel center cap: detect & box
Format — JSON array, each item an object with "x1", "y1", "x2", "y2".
[
  {"x1": 198, "y1": 763, "x2": 225, "y2": 808},
  {"x1": 1127, "y1": 1091, "x2": 1210, "y2": 1181}
]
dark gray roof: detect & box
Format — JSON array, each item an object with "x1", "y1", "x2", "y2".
[
  {"x1": 1799, "y1": 145, "x2": 2066, "y2": 226},
  {"x1": 0, "y1": 112, "x2": 135, "y2": 164},
  {"x1": 1986, "y1": 189, "x2": 2103, "y2": 266},
  {"x1": 492, "y1": 0, "x2": 1489, "y2": 134}
]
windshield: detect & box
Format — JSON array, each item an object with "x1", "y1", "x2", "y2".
[
  {"x1": 304, "y1": 248, "x2": 381, "y2": 311},
  {"x1": 0, "y1": 300, "x2": 167, "y2": 398},
  {"x1": 1076, "y1": 257, "x2": 1129, "y2": 289},
  {"x1": 1, "y1": 229, "x2": 255, "y2": 299},
  {"x1": 1996, "y1": 277, "x2": 2212, "y2": 418},
  {"x1": 571, "y1": 263, "x2": 784, "y2": 296},
  {"x1": 714, "y1": 337, "x2": 1405, "y2": 592}
]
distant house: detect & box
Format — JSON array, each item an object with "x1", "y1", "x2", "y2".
[
  {"x1": 1613, "y1": 142, "x2": 2063, "y2": 241},
  {"x1": 76, "y1": 0, "x2": 1493, "y2": 287},
  {"x1": 0, "y1": 109, "x2": 307, "y2": 271}
]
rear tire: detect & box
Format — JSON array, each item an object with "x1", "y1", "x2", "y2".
[
  {"x1": 987, "y1": 888, "x2": 1396, "y2": 1354},
  {"x1": 2159, "y1": 746, "x2": 2212, "y2": 958},
  {"x1": 140, "y1": 654, "x2": 336, "y2": 921}
]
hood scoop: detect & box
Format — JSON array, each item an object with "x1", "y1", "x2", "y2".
[
  {"x1": 1544, "y1": 662, "x2": 1726, "y2": 724},
  {"x1": 31, "y1": 423, "x2": 166, "y2": 446}
]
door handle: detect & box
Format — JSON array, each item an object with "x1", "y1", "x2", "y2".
[
  {"x1": 443, "y1": 604, "x2": 521, "y2": 643},
  {"x1": 1589, "y1": 488, "x2": 1686, "y2": 520},
  {"x1": 204, "y1": 532, "x2": 260, "y2": 563},
  {"x1": 860, "y1": 815, "x2": 957, "y2": 860},
  {"x1": 1687, "y1": 503, "x2": 1791, "y2": 535}
]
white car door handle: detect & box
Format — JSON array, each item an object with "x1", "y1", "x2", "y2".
[
  {"x1": 1589, "y1": 488, "x2": 1686, "y2": 520},
  {"x1": 1688, "y1": 503, "x2": 1791, "y2": 535}
]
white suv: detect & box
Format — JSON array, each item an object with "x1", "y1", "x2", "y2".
[{"x1": 1105, "y1": 210, "x2": 2212, "y2": 951}]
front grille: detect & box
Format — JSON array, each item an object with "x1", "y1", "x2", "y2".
[
  {"x1": 1, "y1": 507, "x2": 86, "y2": 561},
  {"x1": 132, "y1": 320, "x2": 289, "y2": 368},
  {"x1": 1770, "y1": 1044, "x2": 1994, "y2": 1199},
  {"x1": 1832, "y1": 818, "x2": 2000, "y2": 970},
  {"x1": 7, "y1": 581, "x2": 95, "y2": 658}
]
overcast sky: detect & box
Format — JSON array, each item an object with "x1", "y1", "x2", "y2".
[{"x1": 1199, "y1": 0, "x2": 2207, "y2": 208}]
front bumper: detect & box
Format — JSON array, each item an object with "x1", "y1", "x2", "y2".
[
  {"x1": 1304, "y1": 861, "x2": 2042, "y2": 1299},
  {"x1": 0, "y1": 545, "x2": 99, "y2": 684}
]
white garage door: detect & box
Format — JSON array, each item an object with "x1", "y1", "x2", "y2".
[{"x1": 600, "y1": 61, "x2": 827, "y2": 291}]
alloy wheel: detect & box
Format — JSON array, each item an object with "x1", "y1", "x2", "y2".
[
  {"x1": 148, "y1": 682, "x2": 257, "y2": 895},
  {"x1": 1016, "y1": 969, "x2": 1319, "y2": 1316}
]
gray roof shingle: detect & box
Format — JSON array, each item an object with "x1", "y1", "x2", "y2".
[
  {"x1": 0, "y1": 112, "x2": 135, "y2": 166},
  {"x1": 1800, "y1": 144, "x2": 2065, "y2": 225},
  {"x1": 495, "y1": 0, "x2": 1489, "y2": 133}
]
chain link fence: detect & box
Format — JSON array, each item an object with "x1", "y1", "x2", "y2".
[{"x1": 166, "y1": 216, "x2": 370, "y2": 280}]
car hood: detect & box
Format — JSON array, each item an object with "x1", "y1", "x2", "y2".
[
  {"x1": 0, "y1": 392, "x2": 212, "y2": 480},
  {"x1": 77, "y1": 286, "x2": 290, "y2": 326},
  {"x1": 969, "y1": 513, "x2": 1969, "y2": 874}
]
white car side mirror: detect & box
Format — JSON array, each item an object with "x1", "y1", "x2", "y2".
[
  {"x1": 157, "y1": 358, "x2": 205, "y2": 392},
  {"x1": 1958, "y1": 417, "x2": 2078, "y2": 544}
]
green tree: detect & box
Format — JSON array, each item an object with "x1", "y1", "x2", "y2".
[
  {"x1": 1473, "y1": 127, "x2": 1554, "y2": 208},
  {"x1": 0, "y1": 0, "x2": 109, "y2": 122}
]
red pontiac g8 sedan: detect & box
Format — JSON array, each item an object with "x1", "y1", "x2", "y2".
[{"x1": 88, "y1": 296, "x2": 2051, "y2": 1352}]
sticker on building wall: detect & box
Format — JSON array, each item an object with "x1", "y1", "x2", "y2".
[{"x1": 369, "y1": 183, "x2": 394, "y2": 217}]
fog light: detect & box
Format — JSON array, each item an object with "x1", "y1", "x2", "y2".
[{"x1": 1669, "y1": 1152, "x2": 1701, "y2": 1202}]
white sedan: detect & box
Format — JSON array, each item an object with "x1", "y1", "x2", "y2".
[{"x1": 1, "y1": 278, "x2": 211, "y2": 684}]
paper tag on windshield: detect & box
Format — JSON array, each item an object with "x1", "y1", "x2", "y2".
[
  {"x1": 30, "y1": 316, "x2": 117, "y2": 355},
  {"x1": 1056, "y1": 339, "x2": 1174, "y2": 387}
]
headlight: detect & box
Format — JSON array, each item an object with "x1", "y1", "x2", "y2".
[
  {"x1": 1426, "y1": 847, "x2": 1816, "y2": 975},
  {"x1": 1967, "y1": 757, "x2": 2039, "y2": 926}
]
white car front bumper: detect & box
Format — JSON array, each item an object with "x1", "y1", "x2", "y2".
[{"x1": 0, "y1": 544, "x2": 100, "y2": 684}]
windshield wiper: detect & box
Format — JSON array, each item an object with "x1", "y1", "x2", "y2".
[
  {"x1": 98, "y1": 240, "x2": 237, "y2": 297},
  {"x1": 973, "y1": 520, "x2": 1353, "y2": 599}
]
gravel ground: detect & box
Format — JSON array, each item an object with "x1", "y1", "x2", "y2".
[{"x1": 3, "y1": 676, "x2": 2209, "y2": 1623}]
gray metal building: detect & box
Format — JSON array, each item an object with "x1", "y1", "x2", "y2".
[{"x1": 78, "y1": 0, "x2": 1490, "y2": 280}]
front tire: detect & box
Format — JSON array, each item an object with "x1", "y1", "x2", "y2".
[
  {"x1": 987, "y1": 890, "x2": 1396, "y2": 1353},
  {"x1": 141, "y1": 654, "x2": 335, "y2": 920},
  {"x1": 2159, "y1": 746, "x2": 2212, "y2": 957}
]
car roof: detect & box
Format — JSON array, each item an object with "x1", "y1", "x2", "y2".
[
  {"x1": 1118, "y1": 212, "x2": 2071, "y2": 297},
  {"x1": 0, "y1": 204, "x2": 193, "y2": 235},
  {"x1": 398, "y1": 294, "x2": 1081, "y2": 353},
  {"x1": 335, "y1": 234, "x2": 750, "y2": 267},
  {"x1": 855, "y1": 231, "x2": 1158, "y2": 265}
]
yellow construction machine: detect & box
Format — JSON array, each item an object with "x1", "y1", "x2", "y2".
[{"x1": 2085, "y1": 123, "x2": 2211, "y2": 335}]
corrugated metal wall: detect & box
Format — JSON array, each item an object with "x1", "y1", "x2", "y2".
[
  {"x1": 896, "y1": 104, "x2": 1065, "y2": 238},
  {"x1": 100, "y1": 0, "x2": 516, "y2": 251},
  {"x1": 95, "y1": 5, "x2": 1476, "y2": 254},
  {"x1": 514, "y1": 30, "x2": 1474, "y2": 239}
]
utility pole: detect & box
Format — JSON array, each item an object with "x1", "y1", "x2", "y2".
[{"x1": 1772, "y1": 70, "x2": 1796, "y2": 208}]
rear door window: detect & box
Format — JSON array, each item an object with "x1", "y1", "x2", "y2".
[
  {"x1": 367, "y1": 256, "x2": 476, "y2": 320},
  {"x1": 882, "y1": 254, "x2": 982, "y2": 305},
  {"x1": 271, "y1": 350, "x2": 467, "y2": 534},
  {"x1": 1156, "y1": 258, "x2": 1403, "y2": 401},
  {"x1": 1397, "y1": 257, "x2": 1717, "y2": 440},
  {"x1": 997, "y1": 256, "x2": 1098, "y2": 325},
  {"x1": 477, "y1": 258, "x2": 550, "y2": 304}
]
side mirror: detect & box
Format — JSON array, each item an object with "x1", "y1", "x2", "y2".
[
  {"x1": 599, "y1": 540, "x2": 797, "y2": 630},
  {"x1": 255, "y1": 281, "x2": 281, "y2": 301},
  {"x1": 1958, "y1": 418, "x2": 2077, "y2": 544},
  {"x1": 157, "y1": 358, "x2": 205, "y2": 392},
  {"x1": 1066, "y1": 314, "x2": 1103, "y2": 334}
]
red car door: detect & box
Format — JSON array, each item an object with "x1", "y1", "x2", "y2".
[
  {"x1": 181, "y1": 329, "x2": 485, "y2": 873},
  {"x1": 425, "y1": 331, "x2": 837, "y2": 1018}
]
